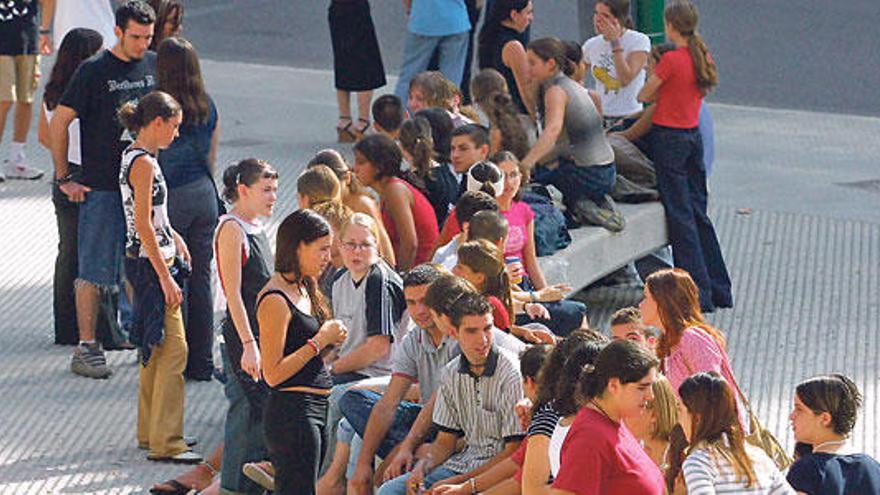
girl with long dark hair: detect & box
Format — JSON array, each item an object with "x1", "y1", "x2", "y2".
[
  {"x1": 399, "y1": 116, "x2": 458, "y2": 228},
  {"x1": 477, "y1": 0, "x2": 534, "y2": 115},
  {"x1": 257, "y1": 210, "x2": 348, "y2": 494},
  {"x1": 470, "y1": 69, "x2": 531, "y2": 160},
  {"x1": 38, "y1": 28, "x2": 104, "y2": 346},
  {"x1": 156, "y1": 36, "x2": 221, "y2": 381},
  {"x1": 637, "y1": 1, "x2": 732, "y2": 312},
  {"x1": 678, "y1": 372, "x2": 793, "y2": 493},
  {"x1": 147, "y1": 0, "x2": 184, "y2": 51}
]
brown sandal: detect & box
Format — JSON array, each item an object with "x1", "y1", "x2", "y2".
[
  {"x1": 336, "y1": 116, "x2": 357, "y2": 143},
  {"x1": 353, "y1": 118, "x2": 371, "y2": 141}
]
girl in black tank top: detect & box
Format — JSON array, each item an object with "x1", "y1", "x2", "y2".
[
  {"x1": 257, "y1": 210, "x2": 347, "y2": 495},
  {"x1": 215, "y1": 159, "x2": 279, "y2": 493}
]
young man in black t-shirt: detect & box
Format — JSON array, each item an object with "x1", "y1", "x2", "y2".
[
  {"x1": 49, "y1": 1, "x2": 157, "y2": 379},
  {"x1": 0, "y1": 0, "x2": 50, "y2": 181}
]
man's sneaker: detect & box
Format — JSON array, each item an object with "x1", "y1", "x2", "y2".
[
  {"x1": 571, "y1": 195, "x2": 626, "y2": 232},
  {"x1": 4, "y1": 163, "x2": 44, "y2": 180},
  {"x1": 71, "y1": 343, "x2": 113, "y2": 379}
]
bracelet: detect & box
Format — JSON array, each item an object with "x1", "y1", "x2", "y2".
[
  {"x1": 40, "y1": 28, "x2": 51, "y2": 35},
  {"x1": 241, "y1": 338, "x2": 255, "y2": 345},
  {"x1": 53, "y1": 174, "x2": 73, "y2": 186},
  {"x1": 612, "y1": 48, "x2": 624, "y2": 53},
  {"x1": 306, "y1": 338, "x2": 321, "y2": 354},
  {"x1": 469, "y1": 477, "x2": 477, "y2": 494},
  {"x1": 529, "y1": 290, "x2": 537, "y2": 303}
]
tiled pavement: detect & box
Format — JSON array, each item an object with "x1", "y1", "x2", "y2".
[{"x1": 0, "y1": 60, "x2": 877, "y2": 493}]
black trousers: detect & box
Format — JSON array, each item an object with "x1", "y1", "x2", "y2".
[{"x1": 264, "y1": 390, "x2": 328, "y2": 495}]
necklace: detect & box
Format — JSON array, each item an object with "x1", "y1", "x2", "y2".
[
  {"x1": 590, "y1": 400, "x2": 618, "y2": 425},
  {"x1": 279, "y1": 272, "x2": 299, "y2": 286},
  {"x1": 814, "y1": 439, "x2": 847, "y2": 453}
]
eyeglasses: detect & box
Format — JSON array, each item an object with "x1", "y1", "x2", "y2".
[{"x1": 341, "y1": 241, "x2": 376, "y2": 252}]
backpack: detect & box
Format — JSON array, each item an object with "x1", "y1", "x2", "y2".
[{"x1": 522, "y1": 189, "x2": 571, "y2": 256}]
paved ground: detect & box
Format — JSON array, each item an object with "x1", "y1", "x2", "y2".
[{"x1": 0, "y1": 58, "x2": 878, "y2": 493}]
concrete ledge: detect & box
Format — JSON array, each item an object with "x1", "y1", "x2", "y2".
[{"x1": 538, "y1": 202, "x2": 668, "y2": 290}]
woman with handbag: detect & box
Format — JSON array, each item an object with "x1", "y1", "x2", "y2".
[
  {"x1": 677, "y1": 372, "x2": 794, "y2": 494},
  {"x1": 639, "y1": 268, "x2": 748, "y2": 430}
]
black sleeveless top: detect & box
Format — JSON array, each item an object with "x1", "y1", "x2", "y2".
[
  {"x1": 478, "y1": 24, "x2": 529, "y2": 114},
  {"x1": 257, "y1": 289, "x2": 333, "y2": 390},
  {"x1": 220, "y1": 216, "x2": 274, "y2": 377}
]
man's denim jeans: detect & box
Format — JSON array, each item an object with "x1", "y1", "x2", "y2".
[
  {"x1": 339, "y1": 389, "x2": 424, "y2": 459},
  {"x1": 394, "y1": 30, "x2": 469, "y2": 110}
]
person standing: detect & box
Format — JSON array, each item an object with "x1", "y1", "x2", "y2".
[
  {"x1": 156, "y1": 36, "x2": 220, "y2": 381},
  {"x1": 394, "y1": 0, "x2": 471, "y2": 111},
  {"x1": 257, "y1": 209, "x2": 348, "y2": 494},
  {"x1": 328, "y1": 0, "x2": 385, "y2": 142},
  {"x1": 49, "y1": 0, "x2": 157, "y2": 379},
  {"x1": 637, "y1": 1, "x2": 732, "y2": 312},
  {"x1": 42, "y1": 0, "x2": 117, "y2": 52},
  {"x1": 0, "y1": 0, "x2": 48, "y2": 180},
  {"x1": 118, "y1": 90, "x2": 201, "y2": 463},
  {"x1": 37, "y1": 28, "x2": 104, "y2": 345}
]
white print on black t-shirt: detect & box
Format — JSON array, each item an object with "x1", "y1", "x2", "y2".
[
  {"x1": 0, "y1": 1, "x2": 33, "y2": 22},
  {"x1": 108, "y1": 75, "x2": 154, "y2": 93}
]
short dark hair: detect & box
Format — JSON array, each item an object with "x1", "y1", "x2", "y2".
[
  {"x1": 424, "y1": 274, "x2": 477, "y2": 316},
  {"x1": 451, "y1": 123, "x2": 490, "y2": 149},
  {"x1": 402, "y1": 264, "x2": 444, "y2": 289},
  {"x1": 467, "y1": 210, "x2": 508, "y2": 243},
  {"x1": 611, "y1": 307, "x2": 642, "y2": 326},
  {"x1": 520, "y1": 345, "x2": 551, "y2": 380},
  {"x1": 372, "y1": 95, "x2": 406, "y2": 132},
  {"x1": 455, "y1": 191, "x2": 498, "y2": 225},
  {"x1": 116, "y1": 0, "x2": 156, "y2": 29},
  {"x1": 579, "y1": 340, "x2": 659, "y2": 399},
  {"x1": 353, "y1": 134, "x2": 402, "y2": 179},
  {"x1": 448, "y1": 291, "x2": 492, "y2": 328},
  {"x1": 796, "y1": 374, "x2": 862, "y2": 436}
]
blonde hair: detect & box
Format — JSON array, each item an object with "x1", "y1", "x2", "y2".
[
  {"x1": 340, "y1": 212, "x2": 380, "y2": 244},
  {"x1": 312, "y1": 201, "x2": 353, "y2": 233},
  {"x1": 298, "y1": 165, "x2": 341, "y2": 206},
  {"x1": 650, "y1": 375, "x2": 678, "y2": 442}
]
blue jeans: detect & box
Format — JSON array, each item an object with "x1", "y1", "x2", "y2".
[
  {"x1": 168, "y1": 176, "x2": 218, "y2": 378},
  {"x1": 394, "y1": 30, "x2": 469, "y2": 110},
  {"x1": 377, "y1": 466, "x2": 459, "y2": 495},
  {"x1": 339, "y1": 389, "x2": 425, "y2": 459},
  {"x1": 648, "y1": 125, "x2": 732, "y2": 310},
  {"x1": 220, "y1": 345, "x2": 267, "y2": 494},
  {"x1": 514, "y1": 277, "x2": 586, "y2": 336},
  {"x1": 533, "y1": 159, "x2": 615, "y2": 207},
  {"x1": 77, "y1": 189, "x2": 125, "y2": 287}
]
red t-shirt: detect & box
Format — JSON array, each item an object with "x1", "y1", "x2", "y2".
[
  {"x1": 651, "y1": 46, "x2": 705, "y2": 129},
  {"x1": 552, "y1": 408, "x2": 664, "y2": 495},
  {"x1": 512, "y1": 435, "x2": 529, "y2": 481},
  {"x1": 381, "y1": 177, "x2": 440, "y2": 266},
  {"x1": 487, "y1": 295, "x2": 511, "y2": 332}
]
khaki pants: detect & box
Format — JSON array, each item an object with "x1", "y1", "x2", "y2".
[
  {"x1": 137, "y1": 302, "x2": 189, "y2": 457},
  {"x1": 0, "y1": 55, "x2": 39, "y2": 103}
]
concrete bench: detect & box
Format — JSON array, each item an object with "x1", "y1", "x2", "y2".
[{"x1": 538, "y1": 202, "x2": 668, "y2": 291}]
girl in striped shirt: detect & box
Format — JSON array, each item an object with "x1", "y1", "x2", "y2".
[{"x1": 678, "y1": 372, "x2": 794, "y2": 495}]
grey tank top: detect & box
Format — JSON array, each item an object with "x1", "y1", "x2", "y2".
[{"x1": 539, "y1": 73, "x2": 615, "y2": 167}]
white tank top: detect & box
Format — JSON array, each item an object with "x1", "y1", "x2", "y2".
[{"x1": 549, "y1": 419, "x2": 573, "y2": 477}]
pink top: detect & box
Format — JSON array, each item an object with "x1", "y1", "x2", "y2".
[
  {"x1": 501, "y1": 201, "x2": 535, "y2": 264},
  {"x1": 665, "y1": 326, "x2": 748, "y2": 430}
]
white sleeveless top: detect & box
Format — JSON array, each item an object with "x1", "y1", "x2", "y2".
[{"x1": 549, "y1": 420, "x2": 573, "y2": 477}]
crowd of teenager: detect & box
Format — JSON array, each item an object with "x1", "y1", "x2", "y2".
[{"x1": 26, "y1": 0, "x2": 879, "y2": 494}]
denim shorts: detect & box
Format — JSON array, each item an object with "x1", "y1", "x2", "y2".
[{"x1": 77, "y1": 190, "x2": 125, "y2": 287}]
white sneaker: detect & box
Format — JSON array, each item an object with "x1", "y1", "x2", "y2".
[{"x1": 5, "y1": 163, "x2": 44, "y2": 180}]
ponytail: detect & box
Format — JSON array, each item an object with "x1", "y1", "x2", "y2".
[
  {"x1": 664, "y1": 1, "x2": 717, "y2": 94},
  {"x1": 117, "y1": 90, "x2": 181, "y2": 133},
  {"x1": 457, "y1": 239, "x2": 514, "y2": 320},
  {"x1": 528, "y1": 37, "x2": 577, "y2": 77},
  {"x1": 487, "y1": 92, "x2": 530, "y2": 159},
  {"x1": 688, "y1": 33, "x2": 718, "y2": 94},
  {"x1": 221, "y1": 158, "x2": 278, "y2": 203},
  {"x1": 399, "y1": 117, "x2": 437, "y2": 180}
]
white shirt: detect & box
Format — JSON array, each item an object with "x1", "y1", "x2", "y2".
[
  {"x1": 52, "y1": 0, "x2": 116, "y2": 51},
  {"x1": 582, "y1": 29, "x2": 651, "y2": 117},
  {"x1": 549, "y1": 420, "x2": 573, "y2": 477},
  {"x1": 45, "y1": 104, "x2": 81, "y2": 165}
]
